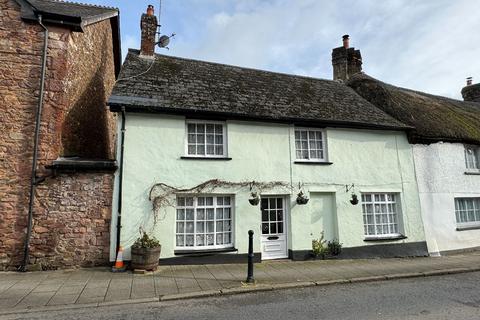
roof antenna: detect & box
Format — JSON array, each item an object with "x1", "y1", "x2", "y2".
[{"x1": 156, "y1": 0, "x2": 175, "y2": 50}]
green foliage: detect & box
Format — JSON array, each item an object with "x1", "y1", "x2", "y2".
[
  {"x1": 312, "y1": 232, "x2": 328, "y2": 258},
  {"x1": 132, "y1": 231, "x2": 161, "y2": 249},
  {"x1": 327, "y1": 239, "x2": 343, "y2": 256}
]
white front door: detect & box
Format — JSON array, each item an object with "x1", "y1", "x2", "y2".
[{"x1": 260, "y1": 197, "x2": 288, "y2": 260}]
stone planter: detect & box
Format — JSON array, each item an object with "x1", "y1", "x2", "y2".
[{"x1": 131, "y1": 246, "x2": 161, "y2": 271}]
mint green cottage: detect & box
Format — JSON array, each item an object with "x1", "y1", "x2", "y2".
[{"x1": 107, "y1": 23, "x2": 428, "y2": 263}]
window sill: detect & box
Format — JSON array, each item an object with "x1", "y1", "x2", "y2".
[
  {"x1": 464, "y1": 170, "x2": 480, "y2": 175},
  {"x1": 456, "y1": 225, "x2": 480, "y2": 231},
  {"x1": 294, "y1": 161, "x2": 333, "y2": 165},
  {"x1": 364, "y1": 235, "x2": 407, "y2": 242},
  {"x1": 180, "y1": 156, "x2": 232, "y2": 161},
  {"x1": 174, "y1": 247, "x2": 237, "y2": 255}
]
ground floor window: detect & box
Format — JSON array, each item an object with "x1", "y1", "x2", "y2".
[
  {"x1": 176, "y1": 195, "x2": 233, "y2": 249},
  {"x1": 455, "y1": 197, "x2": 480, "y2": 227},
  {"x1": 361, "y1": 193, "x2": 401, "y2": 237}
]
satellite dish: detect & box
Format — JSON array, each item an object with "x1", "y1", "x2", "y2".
[{"x1": 158, "y1": 35, "x2": 170, "y2": 48}]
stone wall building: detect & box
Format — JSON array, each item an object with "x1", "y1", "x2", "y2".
[{"x1": 0, "y1": 0, "x2": 121, "y2": 270}]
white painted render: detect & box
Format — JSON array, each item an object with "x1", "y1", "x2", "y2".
[{"x1": 413, "y1": 142, "x2": 480, "y2": 255}]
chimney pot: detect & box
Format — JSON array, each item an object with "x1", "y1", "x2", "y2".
[
  {"x1": 467, "y1": 77, "x2": 473, "y2": 86},
  {"x1": 147, "y1": 5, "x2": 154, "y2": 16},
  {"x1": 342, "y1": 34, "x2": 350, "y2": 49}
]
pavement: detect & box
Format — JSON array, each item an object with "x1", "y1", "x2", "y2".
[
  {"x1": 1, "y1": 252, "x2": 480, "y2": 315},
  {"x1": 4, "y1": 271, "x2": 480, "y2": 320}
]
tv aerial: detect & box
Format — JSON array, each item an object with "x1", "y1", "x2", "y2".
[{"x1": 156, "y1": 0, "x2": 175, "y2": 50}]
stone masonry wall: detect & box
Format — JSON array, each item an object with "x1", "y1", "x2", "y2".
[{"x1": 0, "y1": 0, "x2": 116, "y2": 270}]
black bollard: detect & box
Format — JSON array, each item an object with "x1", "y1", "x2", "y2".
[{"x1": 246, "y1": 230, "x2": 255, "y2": 283}]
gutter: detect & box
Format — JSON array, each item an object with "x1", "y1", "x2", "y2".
[
  {"x1": 19, "y1": 14, "x2": 48, "y2": 272},
  {"x1": 115, "y1": 107, "x2": 126, "y2": 257}
]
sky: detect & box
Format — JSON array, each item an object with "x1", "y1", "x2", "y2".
[{"x1": 81, "y1": 0, "x2": 480, "y2": 99}]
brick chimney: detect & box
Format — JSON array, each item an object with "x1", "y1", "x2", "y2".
[
  {"x1": 461, "y1": 77, "x2": 480, "y2": 102},
  {"x1": 332, "y1": 35, "x2": 362, "y2": 81},
  {"x1": 140, "y1": 5, "x2": 158, "y2": 56}
]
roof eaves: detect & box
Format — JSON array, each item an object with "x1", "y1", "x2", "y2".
[{"x1": 107, "y1": 95, "x2": 413, "y2": 132}]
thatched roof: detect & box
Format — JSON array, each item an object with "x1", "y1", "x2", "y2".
[
  {"x1": 347, "y1": 73, "x2": 480, "y2": 144},
  {"x1": 108, "y1": 50, "x2": 409, "y2": 131}
]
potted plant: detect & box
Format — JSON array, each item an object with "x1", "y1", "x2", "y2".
[
  {"x1": 327, "y1": 239, "x2": 343, "y2": 256},
  {"x1": 311, "y1": 232, "x2": 328, "y2": 259},
  {"x1": 131, "y1": 231, "x2": 161, "y2": 271},
  {"x1": 296, "y1": 191, "x2": 309, "y2": 205},
  {"x1": 350, "y1": 193, "x2": 359, "y2": 205},
  {"x1": 248, "y1": 192, "x2": 260, "y2": 205}
]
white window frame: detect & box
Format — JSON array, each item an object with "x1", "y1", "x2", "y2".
[
  {"x1": 465, "y1": 145, "x2": 480, "y2": 170},
  {"x1": 294, "y1": 127, "x2": 328, "y2": 162},
  {"x1": 455, "y1": 197, "x2": 480, "y2": 229},
  {"x1": 184, "y1": 120, "x2": 228, "y2": 158},
  {"x1": 175, "y1": 195, "x2": 234, "y2": 250},
  {"x1": 361, "y1": 193, "x2": 403, "y2": 238}
]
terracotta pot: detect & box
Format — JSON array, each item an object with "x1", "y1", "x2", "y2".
[{"x1": 131, "y1": 246, "x2": 161, "y2": 271}]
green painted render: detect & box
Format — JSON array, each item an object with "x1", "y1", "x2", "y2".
[{"x1": 111, "y1": 113, "x2": 426, "y2": 260}]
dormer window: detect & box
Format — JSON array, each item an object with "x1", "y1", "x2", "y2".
[{"x1": 465, "y1": 145, "x2": 479, "y2": 170}]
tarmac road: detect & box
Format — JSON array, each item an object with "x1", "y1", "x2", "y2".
[{"x1": 3, "y1": 271, "x2": 480, "y2": 320}]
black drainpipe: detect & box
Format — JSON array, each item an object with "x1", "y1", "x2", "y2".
[
  {"x1": 115, "y1": 107, "x2": 126, "y2": 257},
  {"x1": 20, "y1": 15, "x2": 49, "y2": 272}
]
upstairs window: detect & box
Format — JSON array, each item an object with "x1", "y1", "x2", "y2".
[
  {"x1": 455, "y1": 198, "x2": 480, "y2": 228},
  {"x1": 294, "y1": 128, "x2": 326, "y2": 161},
  {"x1": 465, "y1": 145, "x2": 479, "y2": 170},
  {"x1": 186, "y1": 121, "x2": 227, "y2": 157}
]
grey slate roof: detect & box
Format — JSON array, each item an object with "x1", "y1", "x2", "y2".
[
  {"x1": 15, "y1": 0, "x2": 121, "y2": 76},
  {"x1": 16, "y1": 0, "x2": 118, "y2": 29},
  {"x1": 347, "y1": 73, "x2": 480, "y2": 144},
  {"x1": 109, "y1": 49, "x2": 409, "y2": 130}
]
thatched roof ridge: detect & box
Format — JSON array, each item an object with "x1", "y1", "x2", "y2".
[{"x1": 347, "y1": 73, "x2": 480, "y2": 145}]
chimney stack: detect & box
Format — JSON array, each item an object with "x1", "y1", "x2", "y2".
[
  {"x1": 332, "y1": 35, "x2": 362, "y2": 81},
  {"x1": 140, "y1": 5, "x2": 158, "y2": 56},
  {"x1": 461, "y1": 77, "x2": 480, "y2": 103}
]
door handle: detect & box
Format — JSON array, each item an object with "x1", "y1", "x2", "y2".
[{"x1": 267, "y1": 236, "x2": 279, "y2": 240}]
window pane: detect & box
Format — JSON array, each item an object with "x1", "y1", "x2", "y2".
[
  {"x1": 186, "y1": 235, "x2": 194, "y2": 246},
  {"x1": 207, "y1": 221, "x2": 214, "y2": 232},
  {"x1": 215, "y1": 146, "x2": 223, "y2": 155},
  {"x1": 216, "y1": 208, "x2": 223, "y2": 219},
  {"x1": 187, "y1": 145, "x2": 196, "y2": 155},
  {"x1": 196, "y1": 222, "x2": 204, "y2": 233},
  {"x1": 188, "y1": 134, "x2": 196, "y2": 143},
  {"x1": 186, "y1": 222, "x2": 194, "y2": 233},
  {"x1": 215, "y1": 135, "x2": 223, "y2": 144},
  {"x1": 186, "y1": 209, "x2": 194, "y2": 220},
  {"x1": 216, "y1": 233, "x2": 223, "y2": 245},
  {"x1": 214, "y1": 124, "x2": 222, "y2": 133},
  {"x1": 262, "y1": 223, "x2": 269, "y2": 234},
  {"x1": 196, "y1": 235, "x2": 205, "y2": 246},
  {"x1": 206, "y1": 124, "x2": 214, "y2": 133},
  {"x1": 176, "y1": 209, "x2": 185, "y2": 220},
  {"x1": 176, "y1": 235, "x2": 184, "y2": 246},
  {"x1": 206, "y1": 234, "x2": 214, "y2": 245},
  {"x1": 187, "y1": 124, "x2": 196, "y2": 133},
  {"x1": 197, "y1": 145, "x2": 205, "y2": 155},
  {"x1": 197, "y1": 134, "x2": 205, "y2": 143},
  {"x1": 224, "y1": 197, "x2": 230, "y2": 205},
  {"x1": 176, "y1": 222, "x2": 184, "y2": 233},
  {"x1": 207, "y1": 209, "x2": 214, "y2": 220},
  {"x1": 206, "y1": 134, "x2": 214, "y2": 144}
]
